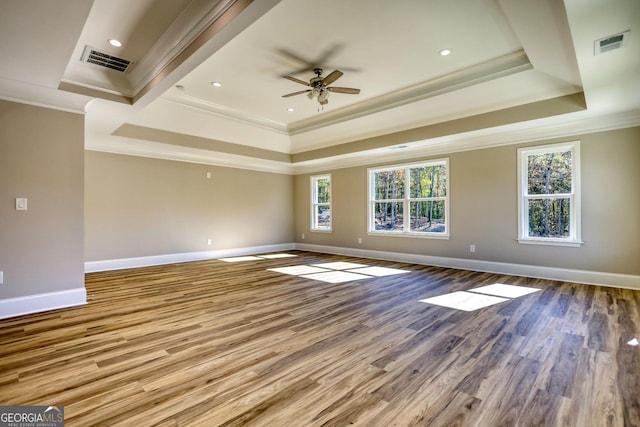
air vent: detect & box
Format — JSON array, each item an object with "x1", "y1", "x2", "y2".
[
  {"x1": 81, "y1": 46, "x2": 133, "y2": 73},
  {"x1": 594, "y1": 31, "x2": 629, "y2": 55}
]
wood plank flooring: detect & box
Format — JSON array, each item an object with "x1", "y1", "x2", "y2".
[{"x1": 1, "y1": 251, "x2": 639, "y2": 426}]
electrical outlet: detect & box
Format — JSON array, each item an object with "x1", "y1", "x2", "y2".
[
  {"x1": 357, "y1": 237, "x2": 362, "y2": 244},
  {"x1": 207, "y1": 239, "x2": 212, "y2": 246},
  {"x1": 301, "y1": 233, "x2": 305, "y2": 239},
  {"x1": 0, "y1": 271, "x2": 3, "y2": 285},
  {"x1": 470, "y1": 244, "x2": 476, "y2": 253},
  {"x1": 206, "y1": 172, "x2": 212, "y2": 179},
  {"x1": 15, "y1": 198, "x2": 27, "y2": 210}
]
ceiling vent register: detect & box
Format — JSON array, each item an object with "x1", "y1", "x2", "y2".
[
  {"x1": 594, "y1": 31, "x2": 629, "y2": 55},
  {"x1": 81, "y1": 46, "x2": 133, "y2": 72}
]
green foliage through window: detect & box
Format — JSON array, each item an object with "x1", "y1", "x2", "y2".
[
  {"x1": 527, "y1": 151, "x2": 572, "y2": 195},
  {"x1": 311, "y1": 175, "x2": 331, "y2": 231},
  {"x1": 528, "y1": 199, "x2": 571, "y2": 238},
  {"x1": 518, "y1": 142, "x2": 581, "y2": 245},
  {"x1": 369, "y1": 160, "x2": 448, "y2": 236}
]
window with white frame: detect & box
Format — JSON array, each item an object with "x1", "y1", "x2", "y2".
[
  {"x1": 368, "y1": 159, "x2": 449, "y2": 237},
  {"x1": 311, "y1": 174, "x2": 331, "y2": 231},
  {"x1": 517, "y1": 141, "x2": 582, "y2": 246}
]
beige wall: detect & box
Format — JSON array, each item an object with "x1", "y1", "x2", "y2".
[
  {"x1": 294, "y1": 127, "x2": 640, "y2": 276},
  {"x1": 2, "y1": 97, "x2": 633, "y2": 312},
  {"x1": 0, "y1": 100, "x2": 84, "y2": 299},
  {"x1": 85, "y1": 151, "x2": 294, "y2": 261}
]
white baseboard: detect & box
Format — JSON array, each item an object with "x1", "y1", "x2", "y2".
[
  {"x1": 85, "y1": 243, "x2": 296, "y2": 272},
  {"x1": 84, "y1": 242, "x2": 639, "y2": 290},
  {"x1": 11, "y1": 244, "x2": 632, "y2": 320},
  {"x1": 295, "y1": 243, "x2": 640, "y2": 290},
  {"x1": 0, "y1": 288, "x2": 87, "y2": 320}
]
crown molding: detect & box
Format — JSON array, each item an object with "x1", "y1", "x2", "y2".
[
  {"x1": 113, "y1": 123, "x2": 291, "y2": 163},
  {"x1": 161, "y1": 93, "x2": 289, "y2": 133},
  {"x1": 61, "y1": 1, "x2": 242, "y2": 100},
  {"x1": 60, "y1": 1, "x2": 282, "y2": 106},
  {"x1": 287, "y1": 50, "x2": 532, "y2": 135},
  {"x1": 58, "y1": 81, "x2": 132, "y2": 105},
  {"x1": 86, "y1": 136, "x2": 294, "y2": 175},
  {"x1": 86, "y1": 107, "x2": 639, "y2": 176},
  {"x1": 158, "y1": 50, "x2": 532, "y2": 138},
  {"x1": 128, "y1": 0, "x2": 241, "y2": 95},
  {"x1": 0, "y1": 77, "x2": 91, "y2": 114},
  {"x1": 291, "y1": 108, "x2": 640, "y2": 174}
]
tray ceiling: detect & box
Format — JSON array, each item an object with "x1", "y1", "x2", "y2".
[{"x1": 0, "y1": 0, "x2": 638, "y2": 173}]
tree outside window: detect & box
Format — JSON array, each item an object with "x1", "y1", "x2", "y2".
[
  {"x1": 311, "y1": 175, "x2": 331, "y2": 231},
  {"x1": 518, "y1": 142, "x2": 582, "y2": 246},
  {"x1": 368, "y1": 159, "x2": 449, "y2": 237}
]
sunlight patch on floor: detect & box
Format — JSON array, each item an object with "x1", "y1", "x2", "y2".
[
  {"x1": 268, "y1": 266, "x2": 329, "y2": 275},
  {"x1": 266, "y1": 261, "x2": 410, "y2": 283},
  {"x1": 219, "y1": 253, "x2": 298, "y2": 262},
  {"x1": 469, "y1": 283, "x2": 541, "y2": 298},
  {"x1": 218, "y1": 255, "x2": 411, "y2": 283},
  {"x1": 348, "y1": 266, "x2": 411, "y2": 277},
  {"x1": 420, "y1": 291, "x2": 509, "y2": 312},
  {"x1": 260, "y1": 253, "x2": 298, "y2": 259},
  {"x1": 301, "y1": 271, "x2": 373, "y2": 283},
  {"x1": 269, "y1": 263, "x2": 411, "y2": 283},
  {"x1": 311, "y1": 262, "x2": 369, "y2": 270},
  {"x1": 420, "y1": 283, "x2": 541, "y2": 311}
]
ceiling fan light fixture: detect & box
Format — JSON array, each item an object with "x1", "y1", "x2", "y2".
[
  {"x1": 317, "y1": 89, "x2": 329, "y2": 104},
  {"x1": 307, "y1": 88, "x2": 319, "y2": 100}
]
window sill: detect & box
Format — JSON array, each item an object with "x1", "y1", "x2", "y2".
[
  {"x1": 517, "y1": 238, "x2": 583, "y2": 247},
  {"x1": 368, "y1": 231, "x2": 450, "y2": 240},
  {"x1": 311, "y1": 229, "x2": 332, "y2": 233}
]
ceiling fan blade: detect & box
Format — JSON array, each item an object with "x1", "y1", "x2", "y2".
[
  {"x1": 322, "y1": 70, "x2": 343, "y2": 86},
  {"x1": 283, "y1": 75, "x2": 310, "y2": 86},
  {"x1": 327, "y1": 87, "x2": 360, "y2": 94},
  {"x1": 282, "y1": 90, "x2": 310, "y2": 98},
  {"x1": 277, "y1": 48, "x2": 314, "y2": 67}
]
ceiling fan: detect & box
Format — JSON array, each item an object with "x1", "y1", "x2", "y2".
[{"x1": 282, "y1": 68, "x2": 360, "y2": 105}]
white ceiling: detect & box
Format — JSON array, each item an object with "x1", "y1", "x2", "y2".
[{"x1": 0, "y1": 0, "x2": 638, "y2": 174}]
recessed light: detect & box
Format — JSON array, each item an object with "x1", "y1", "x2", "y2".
[
  {"x1": 108, "y1": 39, "x2": 122, "y2": 47},
  {"x1": 287, "y1": 108, "x2": 294, "y2": 112},
  {"x1": 439, "y1": 49, "x2": 452, "y2": 56},
  {"x1": 211, "y1": 81, "x2": 222, "y2": 88}
]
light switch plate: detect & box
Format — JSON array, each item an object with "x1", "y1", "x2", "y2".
[{"x1": 15, "y1": 198, "x2": 27, "y2": 211}]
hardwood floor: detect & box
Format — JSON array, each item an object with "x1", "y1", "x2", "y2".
[{"x1": 1, "y1": 251, "x2": 639, "y2": 426}]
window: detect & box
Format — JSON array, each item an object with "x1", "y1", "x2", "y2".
[
  {"x1": 311, "y1": 175, "x2": 331, "y2": 231},
  {"x1": 517, "y1": 142, "x2": 581, "y2": 246},
  {"x1": 368, "y1": 159, "x2": 449, "y2": 237}
]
